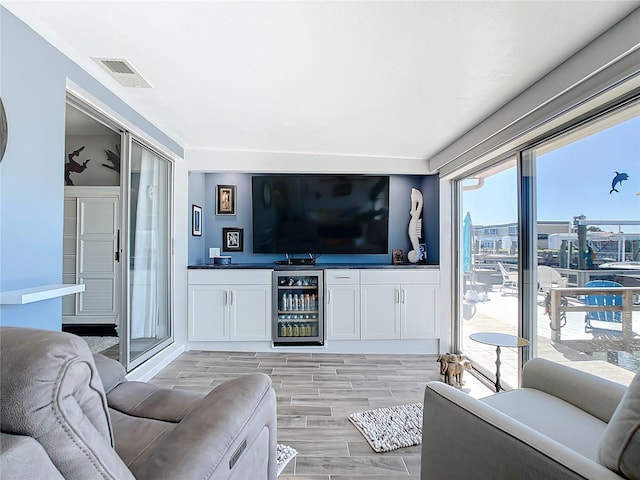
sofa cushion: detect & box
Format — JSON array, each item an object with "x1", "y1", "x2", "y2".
[
  {"x1": 597, "y1": 370, "x2": 640, "y2": 479},
  {"x1": 109, "y1": 409, "x2": 177, "y2": 466},
  {"x1": 482, "y1": 388, "x2": 608, "y2": 461}
]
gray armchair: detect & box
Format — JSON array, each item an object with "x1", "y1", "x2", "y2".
[
  {"x1": 421, "y1": 357, "x2": 640, "y2": 480},
  {"x1": 0, "y1": 327, "x2": 277, "y2": 479}
]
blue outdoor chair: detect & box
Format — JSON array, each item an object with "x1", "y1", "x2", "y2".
[{"x1": 583, "y1": 280, "x2": 623, "y2": 334}]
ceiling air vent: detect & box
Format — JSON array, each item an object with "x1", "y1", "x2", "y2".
[{"x1": 92, "y1": 57, "x2": 152, "y2": 88}]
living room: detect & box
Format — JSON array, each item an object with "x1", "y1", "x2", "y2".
[{"x1": 1, "y1": 2, "x2": 639, "y2": 479}]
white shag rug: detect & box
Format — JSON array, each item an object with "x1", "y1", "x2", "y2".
[
  {"x1": 276, "y1": 443, "x2": 297, "y2": 476},
  {"x1": 82, "y1": 336, "x2": 119, "y2": 354},
  {"x1": 348, "y1": 403, "x2": 423, "y2": 453}
]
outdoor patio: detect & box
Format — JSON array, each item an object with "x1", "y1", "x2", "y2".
[{"x1": 461, "y1": 284, "x2": 640, "y2": 390}]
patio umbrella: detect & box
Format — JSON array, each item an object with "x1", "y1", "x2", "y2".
[{"x1": 463, "y1": 212, "x2": 473, "y2": 274}]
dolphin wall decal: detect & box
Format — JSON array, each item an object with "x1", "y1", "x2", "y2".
[{"x1": 609, "y1": 172, "x2": 629, "y2": 194}]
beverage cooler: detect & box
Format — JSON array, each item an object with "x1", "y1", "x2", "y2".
[{"x1": 273, "y1": 270, "x2": 324, "y2": 346}]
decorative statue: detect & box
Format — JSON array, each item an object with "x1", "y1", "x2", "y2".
[
  {"x1": 64, "y1": 146, "x2": 90, "y2": 186},
  {"x1": 407, "y1": 188, "x2": 424, "y2": 264}
]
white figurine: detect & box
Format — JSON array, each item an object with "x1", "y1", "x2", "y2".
[{"x1": 407, "y1": 188, "x2": 423, "y2": 263}]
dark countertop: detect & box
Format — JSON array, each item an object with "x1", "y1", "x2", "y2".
[{"x1": 188, "y1": 263, "x2": 439, "y2": 270}]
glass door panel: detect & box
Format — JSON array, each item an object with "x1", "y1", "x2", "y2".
[
  {"x1": 123, "y1": 138, "x2": 173, "y2": 369},
  {"x1": 458, "y1": 159, "x2": 521, "y2": 389},
  {"x1": 528, "y1": 106, "x2": 640, "y2": 385}
]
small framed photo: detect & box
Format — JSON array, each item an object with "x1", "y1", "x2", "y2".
[
  {"x1": 392, "y1": 249, "x2": 403, "y2": 265},
  {"x1": 192, "y1": 204, "x2": 202, "y2": 236},
  {"x1": 222, "y1": 227, "x2": 244, "y2": 252},
  {"x1": 216, "y1": 184, "x2": 237, "y2": 215}
]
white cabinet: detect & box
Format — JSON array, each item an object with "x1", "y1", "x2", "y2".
[
  {"x1": 360, "y1": 270, "x2": 439, "y2": 340},
  {"x1": 188, "y1": 270, "x2": 272, "y2": 341},
  {"x1": 325, "y1": 270, "x2": 360, "y2": 340},
  {"x1": 63, "y1": 187, "x2": 120, "y2": 326}
]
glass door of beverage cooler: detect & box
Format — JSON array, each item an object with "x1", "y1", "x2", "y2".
[{"x1": 273, "y1": 270, "x2": 324, "y2": 345}]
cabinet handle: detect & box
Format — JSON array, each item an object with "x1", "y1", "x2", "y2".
[
  {"x1": 395, "y1": 289, "x2": 400, "y2": 304},
  {"x1": 224, "y1": 291, "x2": 228, "y2": 305},
  {"x1": 335, "y1": 275, "x2": 351, "y2": 279},
  {"x1": 229, "y1": 290, "x2": 234, "y2": 306},
  {"x1": 402, "y1": 289, "x2": 406, "y2": 304},
  {"x1": 327, "y1": 291, "x2": 331, "y2": 304}
]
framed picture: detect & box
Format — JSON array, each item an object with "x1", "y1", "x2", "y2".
[
  {"x1": 222, "y1": 227, "x2": 244, "y2": 252},
  {"x1": 216, "y1": 184, "x2": 237, "y2": 215},
  {"x1": 392, "y1": 249, "x2": 403, "y2": 265},
  {"x1": 192, "y1": 204, "x2": 202, "y2": 236}
]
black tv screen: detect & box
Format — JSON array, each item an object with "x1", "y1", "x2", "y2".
[{"x1": 252, "y1": 175, "x2": 390, "y2": 254}]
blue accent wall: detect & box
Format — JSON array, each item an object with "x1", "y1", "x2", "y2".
[
  {"x1": 194, "y1": 173, "x2": 439, "y2": 265},
  {"x1": 0, "y1": 8, "x2": 183, "y2": 330},
  {"x1": 188, "y1": 172, "x2": 207, "y2": 265}
]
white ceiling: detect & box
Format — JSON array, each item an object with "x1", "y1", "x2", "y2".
[{"x1": 3, "y1": 1, "x2": 639, "y2": 167}]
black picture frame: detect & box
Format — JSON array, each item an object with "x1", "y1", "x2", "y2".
[
  {"x1": 222, "y1": 227, "x2": 244, "y2": 252},
  {"x1": 216, "y1": 184, "x2": 237, "y2": 215},
  {"x1": 192, "y1": 204, "x2": 202, "y2": 236}
]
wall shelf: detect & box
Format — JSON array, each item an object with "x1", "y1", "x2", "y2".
[{"x1": 0, "y1": 284, "x2": 85, "y2": 305}]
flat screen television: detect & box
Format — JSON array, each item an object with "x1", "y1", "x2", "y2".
[{"x1": 252, "y1": 175, "x2": 390, "y2": 254}]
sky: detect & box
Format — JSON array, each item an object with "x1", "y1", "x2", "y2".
[{"x1": 463, "y1": 114, "x2": 640, "y2": 233}]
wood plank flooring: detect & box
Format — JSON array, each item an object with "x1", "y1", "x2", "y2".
[{"x1": 149, "y1": 351, "x2": 491, "y2": 479}]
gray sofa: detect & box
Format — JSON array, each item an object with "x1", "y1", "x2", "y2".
[
  {"x1": 0, "y1": 327, "x2": 278, "y2": 479},
  {"x1": 421, "y1": 357, "x2": 640, "y2": 480}
]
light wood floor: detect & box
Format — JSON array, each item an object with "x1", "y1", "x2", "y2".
[{"x1": 149, "y1": 350, "x2": 492, "y2": 479}]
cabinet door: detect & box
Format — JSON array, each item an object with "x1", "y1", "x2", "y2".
[
  {"x1": 360, "y1": 284, "x2": 400, "y2": 339},
  {"x1": 188, "y1": 285, "x2": 228, "y2": 341},
  {"x1": 229, "y1": 285, "x2": 271, "y2": 341},
  {"x1": 326, "y1": 285, "x2": 360, "y2": 340},
  {"x1": 400, "y1": 284, "x2": 439, "y2": 339},
  {"x1": 76, "y1": 197, "x2": 119, "y2": 323}
]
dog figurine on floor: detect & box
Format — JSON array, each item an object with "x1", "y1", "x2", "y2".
[{"x1": 436, "y1": 353, "x2": 472, "y2": 387}]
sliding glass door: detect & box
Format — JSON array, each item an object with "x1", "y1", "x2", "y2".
[
  {"x1": 455, "y1": 98, "x2": 640, "y2": 388},
  {"x1": 122, "y1": 137, "x2": 173, "y2": 370},
  {"x1": 525, "y1": 103, "x2": 640, "y2": 385},
  {"x1": 457, "y1": 159, "x2": 522, "y2": 389}
]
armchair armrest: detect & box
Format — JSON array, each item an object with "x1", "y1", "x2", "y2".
[
  {"x1": 93, "y1": 353, "x2": 127, "y2": 394},
  {"x1": 421, "y1": 382, "x2": 621, "y2": 480},
  {"x1": 522, "y1": 358, "x2": 626, "y2": 423},
  {"x1": 127, "y1": 373, "x2": 277, "y2": 480}
]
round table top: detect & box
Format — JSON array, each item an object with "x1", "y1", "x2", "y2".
[{"x1": 469, "y1": 332, "x2": 529, "y2": 348}]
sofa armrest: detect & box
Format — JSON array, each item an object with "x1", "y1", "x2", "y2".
[
  {"x1": 522, "y1": 358, "x2": 626, "y2": 423},
  {"x1": 93, "y1": 353, "x2": 127, "y2": 394},
  {"x1": 421, "y1": 382, "x2": 622, "y2": 480},
  {"x1": 127, "y1": 373, "x2": 277, "y2": 480},
  {"x1": 1, "y1": 433, "x2": 65, "y2": 480},
  {"x1": 107, "y1": 381, "x2": 205, "y2": 422}
]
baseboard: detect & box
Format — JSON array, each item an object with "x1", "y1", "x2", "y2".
[{"x1": 126, "y1": 342, "x2": 186, "y2": 382}]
